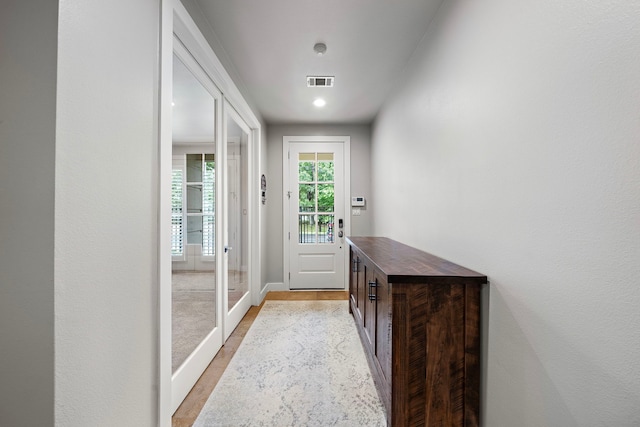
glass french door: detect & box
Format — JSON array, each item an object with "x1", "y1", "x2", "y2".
[
  {"x1": 169, "y1": 42, "x2": 254, "y2": 412},
  {"x1": 222, "y1": 107, "x2": 252, "y2": 340},
  {"x1": 162, "y1": 4, "x2": 263, "y2": 419},
  {"x1": 170, "y1": 48, "x2": 224, "y2": 413}
]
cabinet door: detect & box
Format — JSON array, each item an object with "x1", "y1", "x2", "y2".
[
  {"x1": 363, "y1": 262, "x2": 376, "y2": 350},
  {"x1": 349, "y1": 247, "x2": 360, "y2": 321},
  {"x1": 375, "y1": 274, "x2": 392, "y2": 384},
  {"x1": 356, "y1": 254, "x2": 367, "y2": 325}
]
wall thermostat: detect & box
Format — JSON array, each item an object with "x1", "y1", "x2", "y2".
[{"x1": 351, "y1": 196, "x2": 365, "y2": 207}]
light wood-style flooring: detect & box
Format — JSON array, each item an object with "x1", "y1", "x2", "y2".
[{"x1": 171, "y1": 290, "x2": 349, "y2": 427}]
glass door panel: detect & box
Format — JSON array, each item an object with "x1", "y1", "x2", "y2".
[
  {"x1": 171, "y1": 50, "x2": 222, "y2": 412},
  {"x1": 223, "y1": 109, "x2": 251, "y2": 339},
  {"x1": 171, "y1": 54, "x2": 218, "y2": 373},
  {"x1": 297, "y1": 152, "x2": 335, "y2": 245},
  {"x1": 226, "y1": 113, "x2": 249, "y2": 311}
]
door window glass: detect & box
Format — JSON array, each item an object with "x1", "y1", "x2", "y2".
[{"x1": 297, "y1": 152, "x2": 335, "y2": 244}]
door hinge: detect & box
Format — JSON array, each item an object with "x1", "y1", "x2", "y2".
[
  {"x1": 288, "y1": 232, "x2": 290, "y2": 240},
  {"x1": 288, "y1": 150, "x2": 290, "y2": 159},
  {"x1": 289, "y1": 272, "x2": 291, "y2": 280}
]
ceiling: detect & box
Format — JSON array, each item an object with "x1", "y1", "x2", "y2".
[{"x1": 193, "y1": 0, "x2": 444, "y2": 124}]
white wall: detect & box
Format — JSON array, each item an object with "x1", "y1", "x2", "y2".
[
  {"x1": 0, "y1": 2, "x2": 57, "y2": 426},
  {"x1": 371, "y1": 0, "x2": 640, "y2": 425},
  {"x1": 266, "y1": 124, "x2": 372, "y2": 284},
  {"x1": 55, "y1": 1, "x2": 159, "y2": 425}
]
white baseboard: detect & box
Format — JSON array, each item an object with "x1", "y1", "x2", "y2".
[
  {"x1": 256, "y1": 282, "x2": 286, "y2": 305},
  {"x1": 265, "y1": 282, "x2": 286, "y2": 291}
]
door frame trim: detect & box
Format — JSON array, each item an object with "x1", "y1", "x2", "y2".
[
  {"x1": 159, "y1": 1, "x2": 262, "y2": 424},
  {"x1": 282, "y1": 136, "x2": 351, "y2": 290}
]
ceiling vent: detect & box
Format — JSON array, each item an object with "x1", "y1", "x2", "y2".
[{"x1": 307, "y1": 76, "x2": 334, "y2": 88}]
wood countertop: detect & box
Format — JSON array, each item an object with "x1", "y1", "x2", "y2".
[{"x1": 346, "y1": 236, "x2": 487, "y2": 284}]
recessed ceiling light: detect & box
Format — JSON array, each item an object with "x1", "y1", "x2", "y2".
[{"x1": 313, "y1": 98, "x2": 326, "y2": 107}]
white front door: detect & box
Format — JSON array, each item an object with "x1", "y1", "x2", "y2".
[{"x1": 284, "y1": 137, "x2": 350, "y2": 289}]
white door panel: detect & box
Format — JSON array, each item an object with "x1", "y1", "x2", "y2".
[{"x1": 298, "y1": 253, "x2": 335, "y2": 272}]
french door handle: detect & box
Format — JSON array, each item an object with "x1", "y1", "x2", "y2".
[{"x1": 224, "y1": 246, "x2": 232, "y2": 253}]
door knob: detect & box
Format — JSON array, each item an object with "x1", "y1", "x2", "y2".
[{"x1": 224, "y1": 246, "x2": 232, "y2": 253}]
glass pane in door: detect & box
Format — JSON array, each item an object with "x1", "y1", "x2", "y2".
[
  {"x1": 297, "y1": 152, "x2": 335, "y2": 245},
  {"x1": 226, "y1": 115, "x2": 249, "y2": 310},
  {"x1": 171, "y1": 54, "x2": 217, "y2": 373}
]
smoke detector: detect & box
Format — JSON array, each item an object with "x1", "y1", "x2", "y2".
[
  {"x1": 313, "y1": 42, "x2": 327, "y2": 56},
  {"x1": 307, "y1": 76, "x2": 334, "y2": 87}
]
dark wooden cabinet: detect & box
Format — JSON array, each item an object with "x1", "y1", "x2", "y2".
[{"x1": 347, "y1": 237, "x2": 487, "y2": 427}]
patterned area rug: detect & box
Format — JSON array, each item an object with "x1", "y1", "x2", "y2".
[{"x1": 193, "y1": 300, "x2": 387, "y2": 426}]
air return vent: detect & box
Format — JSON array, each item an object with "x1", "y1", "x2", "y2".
[{"x1": 307, "y1": 76, "x2": 334, "y2": 87}]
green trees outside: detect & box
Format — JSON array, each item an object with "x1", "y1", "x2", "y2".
[
  {"x1": 298, "y1": 160, "x2": 335, "y2": 241},
  {"x1": 298, "y1": 160, "x2": 334, "y2": 213}
]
